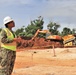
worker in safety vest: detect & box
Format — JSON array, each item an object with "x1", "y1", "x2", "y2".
[{"x1": 0, "y1": 16, "x2": 20, "y2": 75}]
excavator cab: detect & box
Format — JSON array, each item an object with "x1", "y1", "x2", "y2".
[
  {"x1": 31, "y1": 29, "x2": 63, "y2": 47},
  {"x1": 46, "y1": 31, "x2": 51, "y2": 38}
]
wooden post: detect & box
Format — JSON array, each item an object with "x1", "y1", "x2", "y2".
[
  {"x1": 52, "y1": 45, "x2": 56, "y2": 57},
  {"x1": 31, "y1": 53, "x2": 33, "y2": 61}
]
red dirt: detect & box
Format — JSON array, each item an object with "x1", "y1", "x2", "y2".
[{"x1": 17, "y1": 37, "x2": 63, "y2": 51}]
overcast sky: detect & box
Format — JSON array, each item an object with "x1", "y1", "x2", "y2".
[{"x1": 0, "y1": 0, "x2": 76, "y2": 32}]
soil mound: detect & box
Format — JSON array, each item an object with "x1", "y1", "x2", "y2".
[{"x1": 17, "y1": 37, "x2": 63, "y2": 50}]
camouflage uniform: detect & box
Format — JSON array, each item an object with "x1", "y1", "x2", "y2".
[{"x1": 0, "y1": 29, "x2": 16, "y2": 75}]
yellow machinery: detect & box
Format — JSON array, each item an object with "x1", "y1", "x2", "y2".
[
  {"x1": 32, "y1": 29, "x2": 62, "y2": 41},
  {"x1": 32, "y1": 29, "x2": 76, "y2": 47},
  {"x1": 62, "y1": 34, "x2": 76, "y2": 47}
]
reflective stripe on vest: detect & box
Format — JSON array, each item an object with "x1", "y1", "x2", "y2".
[{"x1": 1, "y1": 28, "x2": 16, "y2": 51}]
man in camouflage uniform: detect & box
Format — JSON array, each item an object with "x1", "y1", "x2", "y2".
[{"x1": 0, "y1": 16, "x2": 19, "y2": 75}]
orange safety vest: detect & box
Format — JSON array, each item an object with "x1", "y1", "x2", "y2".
[{"x1": 1, "y1": 28, "x2": 16, "y2": 51}]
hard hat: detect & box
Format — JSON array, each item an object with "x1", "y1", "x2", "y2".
[{"x1": 3, "y1": 16, "x2": 13, "y2": 25}]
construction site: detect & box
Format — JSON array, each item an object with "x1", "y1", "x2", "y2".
[
  {"x1": 12, "y1": 32, "x2": 76, "y2": 75},
  {"x1": 1, "y1": 0, "x2": 76, "y2": 75}
]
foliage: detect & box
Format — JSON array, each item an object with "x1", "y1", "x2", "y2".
[
  {"x1": 71, "y1": 28, "x2": 76, "y2": 34},
  {"x1": 47, "y1": 22, "x2": 60, "y2": 35},
  {"x1": 25, "y1": 16, "x2": 44, "y2": 37},
  {"x1": 14, "y1": 17, "x2": 76, "y2": 38},
  {"x1": 15, "y1": 26, "x2": 25, "y2": 36},
  {"x1": 61, "y1": 27, "x2": 72, "y2": 36},
  {"x1": 15, "y1": 16, "x2": 44, "y2": 38}
]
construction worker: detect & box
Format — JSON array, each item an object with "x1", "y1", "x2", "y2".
[{"x1": 0, "y1": 16, "x2": 19, "y2": 75}]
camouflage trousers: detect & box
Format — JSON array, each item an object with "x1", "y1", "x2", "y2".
[{"x1": 0, "y1": 47, "x2": 16, "y2": 75}]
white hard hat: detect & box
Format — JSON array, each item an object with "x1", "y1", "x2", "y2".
[{"x1": 3, "y1": 16, "x2": 13, "y2": 25}]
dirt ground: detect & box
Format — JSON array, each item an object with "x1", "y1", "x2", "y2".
[{"x1": 12, "y1": 48, "x2": 76, "y2": 75}]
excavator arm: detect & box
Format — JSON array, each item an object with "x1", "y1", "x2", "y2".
[{"x1": 31, "y1": 29, "x2": 50, "y2": 40}]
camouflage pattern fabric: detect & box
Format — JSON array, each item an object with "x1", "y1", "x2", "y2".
[
  {"x1": 0, "y1": 29, "x2": 14, "y2": 43},
  {"x1": 0, "y1": 47, "x2": 16, "y2": 75},
  {"x1": 0, "y1": 28, "x2": 16, "y2": 75}
]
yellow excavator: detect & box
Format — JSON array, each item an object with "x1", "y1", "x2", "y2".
[
  {"x1": 28, "y1": 29, "x2": 76, "y2": 48},
  {"x1": 32, "y1": 29, "x2": 62, "y2": 41},
  {"x1": 31, "y1": 29, "x2": 63, "y2": 47}
]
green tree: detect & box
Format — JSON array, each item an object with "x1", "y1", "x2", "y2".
[
  {"x1": 15, "y1": 26, "x2": 25, "y2": 36},
  {"x1": 25, "y1": 16, "x2": 44, "y2": 37},
  {"x1": 61, "y1": 27, "x2": 72, "y2": 36},
  {"x1": 47, "y1": 22, "x2": 60, "y2": 35},
  {"x1": 71, "y1": 28, "x2": 76, "y2": 34}
]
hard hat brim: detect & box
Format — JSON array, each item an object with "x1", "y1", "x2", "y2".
[{"x1": 4, "y1": 19, "x2": 13, "y2": 25}]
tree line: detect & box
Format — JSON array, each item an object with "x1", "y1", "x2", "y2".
[{"x1": 0, "y1": 16, "x2": 76, "y2": 38}]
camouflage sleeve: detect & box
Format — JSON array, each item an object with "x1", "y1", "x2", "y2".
[{"x1": 0, "y1": 29, "x2": 13, "y2": 43}]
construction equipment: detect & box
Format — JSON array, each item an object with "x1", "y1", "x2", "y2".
[
  {"x1": 16, "y1": 29, "x2": 76, "y2": 49},
  {"x1": 32, "y1": 29, "x2": 62, "y2": 41},
  {"x1": 31, "y1": 29, "x2": 63, "y2": 48},
  {"x1": 62, "y1": 34, "x2": 76, "y2": 47}
]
